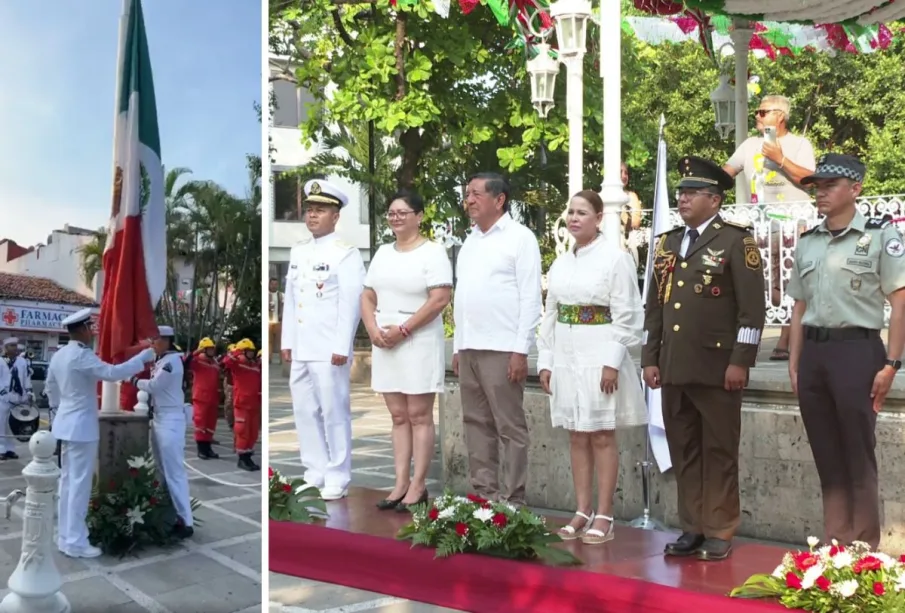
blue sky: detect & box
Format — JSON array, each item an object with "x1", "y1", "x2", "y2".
[{"x1": 0, "y1": 0, "x2": 262, "y2": 247}]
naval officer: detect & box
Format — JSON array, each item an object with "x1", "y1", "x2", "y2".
[
  {"x1": 282, "y1": 179, "x2": 366, "y2": 500},
  {"x1": 134, "y1": 325, "x2": 194, "y2": 538},
  {"x1": 0, "y1": 337, "x2": 33, "y2": 459},
  {"x1": 642, "y1": 156, "x2": 766, "y2": 561},
  {"x1": 45, "y1": 308, "x2": 154, "y2": 558}
]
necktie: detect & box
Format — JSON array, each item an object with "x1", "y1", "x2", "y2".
[{"x1": 686, "y1": 228, "x2": 700, "y2": 251}]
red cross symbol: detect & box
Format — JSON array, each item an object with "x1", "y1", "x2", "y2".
[{"x1": 1, "y1": 309, "x2": 17, "y2": 327}]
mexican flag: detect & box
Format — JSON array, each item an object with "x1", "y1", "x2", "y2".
[{"x1": 98, "y1": 0, "x2": 166, "y2": 366}]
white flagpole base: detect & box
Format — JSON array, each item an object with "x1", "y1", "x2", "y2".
[{"x1": 100, "y1": 381, "x2": 121, "y2": 413}]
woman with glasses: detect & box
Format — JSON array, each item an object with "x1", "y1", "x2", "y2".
[
  {"x1": 360, "y1": 190, "x2": 453, "y2": 512},
  {"x1": 537, "y1": 190, "x2": 647, "y2": 545}
]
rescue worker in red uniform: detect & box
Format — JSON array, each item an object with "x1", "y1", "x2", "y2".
[
  {"x1": 190, "y1": 337, "x2": 221, "y2": 460},
  {"x1": 222, "y1": 343, "x2": 236, "y2": 430},
  {"x1": 223, "y1": 339, "x2": 261, "y2": 471}
]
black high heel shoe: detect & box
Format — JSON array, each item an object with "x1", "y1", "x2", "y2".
[
  {"x1": 395, "y1": 488, "x2": 429, "y2": 513},
  {"x1": 376, "y1": 490, "x2": 408, "y2": 511}
]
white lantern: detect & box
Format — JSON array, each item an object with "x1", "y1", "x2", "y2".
[
  {"x1": 709, "y1": 73, "x2": 736, "y2": 140},
  {"x1": 527, "y1": 43, "x2": 560, "y2": 118},
  {"x1": 550, "y1": 0, "x2": 592, "y2": 57}
]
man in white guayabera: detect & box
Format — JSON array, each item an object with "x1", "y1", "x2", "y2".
[
  {"x1": 452, "y1": 172, "x2": 542, "y2": 506},
  {"x1": 45, "y1": 308, "x2": 154, "y2": 558}
]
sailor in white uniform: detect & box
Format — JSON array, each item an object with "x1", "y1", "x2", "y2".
[
  {"x1": 45, "y1": 308, "x2": 154, "y2": 558},
  {"x1": 0, "y1": 337, "x2": 32, "y2": 459},
  {"x1": 134, "y1": 325, "x2": 194, "y2": 538},
  {"x1": 282, "y1": 179, "x2": 365, "y2": 500}
]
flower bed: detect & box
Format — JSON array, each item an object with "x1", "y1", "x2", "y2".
[
  {"x1": 268, "y1": 467, "x2": 327, "y2": 523},
  {"x1": 87, "y1": 454, "x2": 202, "y2": 557},
  {"x1": 731, "y1": 537, "x2": 905, "y2": 612},
  {"x1": 397, "y1": 491, "x2": 581, "y2": 566}
]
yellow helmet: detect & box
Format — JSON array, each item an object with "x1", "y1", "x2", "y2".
[
  {"x1": 198, "y1": 337, "x2": 215, "y2": 351},
  {"x1": 235, "y1": 338, "x2": 256, "y2": 352},
  {"x1": 257, "y1": 349, "x2": 262, "y2": 357},
  {"x1": 227, "y1": 343, "x2": 236, "y2": 352}
]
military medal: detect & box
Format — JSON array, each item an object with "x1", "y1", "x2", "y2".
[
  {"x1": 694, "y1": 284, "x2": 703, "y2": 294},
  {"x1": 711, "y1": 287, "x2": 721, "y2": 297},
  {"x1": 313, "y1": 263, "x2": 330, "y2": 298},
  {"x1": 855, "y1": 233, "x2": 872, "y2": 256},
  {"x1": 702, "y1": 274, "x2": 712, "y2": 286},
  {"x1": 851, "y1": 277, "x2": 862, "y2": 291}
]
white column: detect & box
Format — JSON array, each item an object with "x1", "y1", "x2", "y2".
[
  {"x1": 0, "y1": 431, "x2": 70, "y2": 613},
  {"x1": 565, "y1": 55, "x2": 584, "y2": 200},
  {"x1": 731, "y1": 21, "x2": 753, "y2": 202},
  {"x1": 598, "y1": 0, "x2": 628, "y2": 246}
]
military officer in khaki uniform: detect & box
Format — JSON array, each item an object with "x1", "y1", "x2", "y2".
[
  {"x1": 788, "y1": 154, "x2": 905, "y2": 550},
  {"x1": 642, "y1": 156, "x2": 766, "y2": 561}
]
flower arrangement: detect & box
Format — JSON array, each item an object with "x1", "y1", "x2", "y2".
[
  {"x1": 268, "y1": 467, "x2": 327, "y2": 523},
  {"x1": 396, "y1": 490, "x2": 581, "y2": 566},
  {"x1": 730, "y1": 537, "x2": 905, "y2": 612},
  {"x1": 87, "y1": 454, "x2": 202, "y2": 557}
]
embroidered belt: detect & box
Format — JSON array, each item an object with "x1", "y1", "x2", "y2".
[{"x1": 556, "y1": 304, "x2": 612, "y2": 325}]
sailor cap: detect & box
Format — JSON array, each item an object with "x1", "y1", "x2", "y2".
[
  {"x1": 158, "y1": 325, "x2": 175, "y2": 337},
  {"x1": 2, "y1": 337, "x2": 18, "y2": 346},
  {"x1": 304, "y1": 180, "x2": 349, "y2": 208},
  {"x1": 61, "y1": 308, "x2": 94, "y2": 328}
]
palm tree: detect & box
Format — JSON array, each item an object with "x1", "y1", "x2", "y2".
[{"x1": 77, "y1": 229, "x2": 107, "y2": 289}]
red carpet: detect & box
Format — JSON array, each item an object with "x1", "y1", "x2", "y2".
[{"x1": 271, "y1": 488, "x2": 787, "y2": 613}]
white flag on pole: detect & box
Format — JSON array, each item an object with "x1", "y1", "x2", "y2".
[{"x1": 642, "y1": 115, "x2": 673, "y2": 473}]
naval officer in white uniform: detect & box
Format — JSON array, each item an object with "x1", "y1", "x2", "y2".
[
  {"x1": 0, "y1": 337, "x2": 33, "y2": 459},
  {"x1": 282, "y1": 179, "x2": 366, "y2": 500},
  {"x1": 45, "y1": 308, "x2": 154, "y2": 558},
  {"x1": 134, "y1": 325, "x2": 194, "y2": 538}
]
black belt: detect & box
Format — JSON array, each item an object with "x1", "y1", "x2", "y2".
[{"x1": 803, "y1": 326, "x2": 880, "y2": 343}]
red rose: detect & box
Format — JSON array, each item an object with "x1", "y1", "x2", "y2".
[
  {"x1": 268, "y1": 467, "x2": 274, "y2": 478},
  {"x1": 815, "y1": 576, "x2": 831, "y2": 592},
  {"x1": 830, "y1": 545, "x2": 845, "y2": 557},
  {"x1": 854, "y1": 555, "x2": 883, "y2": 574},
  {"x1": 491, "y1": 513, "x2": 508, "y2": 528},
  {"x1": 149, "y1": 497, "x2": 158, "y2": 506},
  {"x1": 128, "y1": 468, "x2": 138, "y2": 477},
  {"x1": 785, "y1": 572, "x2": 802, "y2": 589},
  {"x1": 428, "y1": 508, "x2": 440, "y2": 521},
  {"x1": 455, "y1": 522, "x2": 469, "y2": 537},
  {"x1": 152, "y1": 480, "x2": 160, "y2": 488},
  {"x1": 874, "y1": 581, "x2": 885, "y2": 596},
  {"x1": 282, "y1": 483, "x2": 292, "y2": 493},
  {"x1": 466, "y1": 494, "x2": 488, "y2": 505},
  {"x1": 793, "y1": 552, "x2": 819, "y2": 572}
]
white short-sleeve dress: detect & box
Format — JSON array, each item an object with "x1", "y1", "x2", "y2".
[
  {"x1": 536, "y1": 237, "x2": 648, "y2": 432},
  {"x1": 365, "y1": 240, "x2": 453, "y2": 394}
]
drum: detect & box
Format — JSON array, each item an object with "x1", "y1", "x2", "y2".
[{"x1": 9, "y1": 403, "x2": 40, "y2": 443}]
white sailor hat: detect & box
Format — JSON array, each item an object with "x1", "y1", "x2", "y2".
[
  {"x1": 304, "y1": 180, "x2": 349, "y2": 209},
  {"x1": 61, "y1": 308, "x2": 93, "y2": 328},
  {"x1": 2, "y1": 337, "x2": 17, "y2": 346},
  {"x1": 158, "y1": 325, "x2": 175, "y2": 337}
]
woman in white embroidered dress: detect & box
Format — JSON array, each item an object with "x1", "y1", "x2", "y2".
[
  {"x1": 360, "y1": 190, "x2": 453, "y2": 513},
  {"x1": 537, "y1": 190, "x2": 647, "y2": 545}
]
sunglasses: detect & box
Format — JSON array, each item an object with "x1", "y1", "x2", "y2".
[{"x1": 754, "y1": 109, "x2": 781, "y2": 118}]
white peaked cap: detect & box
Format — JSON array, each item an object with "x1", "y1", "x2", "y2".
[
  {"x1": 304, "y1": 179, "x2": 349, "y2": 208},
  {"x1": 2, "y1": 337, "x2": 17, "y2": 346},
  {"x1": 61, "y1": 308, "x2": 93, "y2": 327},
  {"x1": 158, "y1": 326, "x2": 175, "y2": 337}
]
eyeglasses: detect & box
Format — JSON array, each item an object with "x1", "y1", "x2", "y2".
[
  {"x1": 386, "y1": 210, "x2": 416, "y2": 220},
  {"x1": 754, "y1": 109, "x2": 781, "y2": 118},
  {"x1": 674, "y1": 190, "x2": 715, "y2": 201}
]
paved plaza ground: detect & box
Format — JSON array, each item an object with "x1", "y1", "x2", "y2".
[{"x1": 0, "y1": 416, "x2": 262, "y2": 613}]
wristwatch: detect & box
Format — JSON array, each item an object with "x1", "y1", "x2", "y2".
[{"x1": 885, "y1": 358, "x2": 902, "y2": 371}]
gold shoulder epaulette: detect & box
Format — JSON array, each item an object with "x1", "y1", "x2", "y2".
[{"x1": 723, "y1": 219, "x2": 753, "y2": 230}]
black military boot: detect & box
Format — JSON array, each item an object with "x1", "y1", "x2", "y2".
[
  {"x1": 197, "y1": 442, "x2": 219, "y2": 460},
  {"x1": 237, "y1": 453, "x2": 259, "y2": 471},
  {"x1": 173, "y1": 520, "x2": 194, "y2": 539}
]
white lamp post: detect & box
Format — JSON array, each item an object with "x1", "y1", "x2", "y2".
[
  {"x1": 526, "y1": 42, "x2": 559, "y2": 119},
  {"x1": 550, "y1": 0, "x2": 591, "y2": 56},
  {"x1": 709, "y1": 73, "x2": 736, "y2": 141}
]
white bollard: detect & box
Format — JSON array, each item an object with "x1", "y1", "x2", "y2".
[
  {"x1": 0, "y1": 431, "x2": 70, "y2": 613},
  {"x1": 134, "y1": 390, "x2": 150, "y2": 415}
]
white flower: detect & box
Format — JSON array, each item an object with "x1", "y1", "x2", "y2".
[
  {"x1": 807, "y1": 536, "x2": 820, "y2": 549},
  {"x1": 831, "y1": 579, "x2": 858, "y2": 598},
  {"x1": 126, "y1": 506, "x2": 145, "y2": 527},
  {"x1": 832, "y1": 550, "x2": 854, "y2": 569},
  {"x1": 873, "y1": 552, "x2": 897, "y2": 569},
  {"x1": 895, "y1": 573, "x2": 905, "y2": 593},
  {"x1": 473, "y1": 508, "x2": 493, "y2": 522},
  {"x1": 772, "y1": 564, "x2": 786, "y2": 579},
  {"x1": 504, "y1": 503, "x2": 517, "y2": 513},
  {"x1": 800, "y1": 564, "x2": 825, "y2": 590},
  {"x1": 438, "y1": 506, "x2": 456, "y2": 520},
  {"x1": 127, "y1": 456, "x2": 151, "y2": 470}
]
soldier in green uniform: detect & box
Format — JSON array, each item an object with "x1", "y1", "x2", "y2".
[
  {"x1": 787, "y1": 153, "x2": 905, "y2": 550},
  {"x1": 642, "y1": 156, "x2": 766, "y2": 561}
]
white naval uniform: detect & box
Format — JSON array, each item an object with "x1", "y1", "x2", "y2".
[
  {"x1": 45, "y1": 341, "x2": 152, "y2": 552},
  {"x1": 282, "y1": 232, "x2": 365, "y2": 490},
  {"x1": 137, "y1": 351, "x2": 193, "y2": 527},
  {"x1": 0, "y1": 355, "x2": 32, "y2": 453}
]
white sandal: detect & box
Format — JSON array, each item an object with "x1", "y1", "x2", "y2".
[
  {"x1": 557, "y1": 511, "x2": 594, "y2": 541},
  {"x1": 581, "y1": 514, "x2": 615, "y2": 545}
]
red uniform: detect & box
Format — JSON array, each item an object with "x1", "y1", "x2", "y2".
[
  {"x1": 190, "y1": 354, "x2": 221, "y2": 443},
  {"x1": 223, "y1": 354, "x2": 261, "y2": 457}
]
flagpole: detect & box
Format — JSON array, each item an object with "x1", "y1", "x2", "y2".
[
  {"x1": 630, "y1": 115, "x2": 667, "y2": 532},
  {"x1": 100, "y1": 0, "x2": 132, "y2": 414}
]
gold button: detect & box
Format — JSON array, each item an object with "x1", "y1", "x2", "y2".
[
  {"x1": 681, "y1": 262, "x2": 688, "y2": 269},
  {"x1": 716, "y1": 342, "x2": 721, "y2": 348},
  {"x1": 677, "y1": 280, "x2": 685, "y2": 287},
  {"x1": 706, "y1": 269, "x2": 711, "y2": 274},
  {"x1": 673, "y1": 324, "x2": 680, "y2": 332},
  {"x1": 674, "y1": 303, "x2": 681, "y2": 309}
]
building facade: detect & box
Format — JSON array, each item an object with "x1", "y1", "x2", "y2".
[{"x1": 268, "y1": 55, "x2": 371, "y2": 288}]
